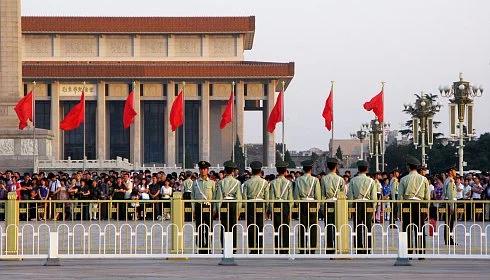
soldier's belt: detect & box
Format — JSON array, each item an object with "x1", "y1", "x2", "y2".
[
  {"x1": 309, "y1": 207, "x2": 318, "y2": 212},
  {"x1": 224, "y1": 196, "x2": 236, "y2": 200},
  {"x1": 273, "y1": 208, "x2": 282, "y2": 213}
]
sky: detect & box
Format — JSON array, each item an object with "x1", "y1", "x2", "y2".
[{"x1": 23, "y1": 0, "x2": 490, "y2": 151}]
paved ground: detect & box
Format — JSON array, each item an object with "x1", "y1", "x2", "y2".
[{"x1": 0, "y1": 259, "x2": 488, "y2": 279}]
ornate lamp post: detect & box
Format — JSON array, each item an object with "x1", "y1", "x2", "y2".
[
  {"x1": 364, "y1": 119, "x2": 390, "y2": 172},
  {"x1": 351, "y1": 128, "x2": 368, "y2": 161},
  {"x1": 439, "y1": 73, "x2": 483, "y2": 175},
  {"x1": 403, "y1": 92, "x2": 442, "y2": 167}
]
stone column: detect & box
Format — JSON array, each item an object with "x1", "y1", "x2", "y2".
[
  {"x1": 53, "y1": 34, "x2": 61, "y2": 57},
  {"x1": 131, "y1": 81, "x2": 142, "y2": 168},
  {"x1": 50, "y1": 81, "x2": 61, "y2": 160},
  {"x1": 96, "y1": 81, "x2": 106, "y2": 161},
  {"x1": 202, "y1": 35, "x2": 209, "y2": 58},
  {"x1": 0, "y1": 0, "x2": 22, "y2": 128},
  {"x1": 235, "y1": 81, "x2": 245, "y2": 147},
  {"x1": 165, "y1": 82, "x2": 176, "y2": 166},
  {"x1": 263, "y1": 81, "x2": 276, "y2": 167},
  {"x1": 200, "y1": 82, "x2": 210, "y2": 162}
]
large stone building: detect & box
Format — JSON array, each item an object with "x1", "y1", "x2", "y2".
[{"x1": 0, "y1": 0, "x2": 294, "y2": 170}]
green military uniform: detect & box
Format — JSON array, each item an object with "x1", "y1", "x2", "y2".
[
  {"x1": 269, "y1": 160, "x2": 293, "y2": 254},
  {"x1": 443, "y1": 165, "x2": 457, "y2": 245},
  {"x1": 191, "y1": 161, "x2": 216, "y2": 253},
  {"x1": 398, "y1": 157, "x2": 430, "y2": 254},
  {"x1": 347, "y1": 160, "x2": 377, "y2": 254},
  {"x1": 183, "y1": 175, "x2": 193, "y2": 222},
  {"x1": 320, "y1": 157, "x2": 344, "y2": 254},
  {"x1": 294, "y1": 160, "x2": 321, "y2": 254},
  {"x1": 390, "y1": 173, "x2": 400, "y2": 221},
  {"x1": 215, "y1": 161, "x2": 242, "y2": 250},
  {"x1": 243, "y1": 161, "x2": 269, "y2": 254}
]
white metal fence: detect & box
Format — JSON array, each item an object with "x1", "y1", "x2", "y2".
[{"x1": 1, "y1": 221, "x2": 489, "y2": 261}]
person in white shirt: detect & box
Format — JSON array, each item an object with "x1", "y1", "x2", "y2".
[
  {"x1": 455, "y1": 177, "x2": 464, "y2": 200},
  {"x1": 471, "y1": 176, "x2": 484, "y2": 221},
  {"x1": 160, "y1": 180, "x2": 173, "y2": 220}
]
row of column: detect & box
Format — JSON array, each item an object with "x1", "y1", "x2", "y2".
[{"x1": 49, "y1": 80, "x2": 275, "y2": 168}]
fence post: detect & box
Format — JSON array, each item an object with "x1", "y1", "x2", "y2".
[
  {"x1": 44, "y1": 231, "x2": 61, "y2": 266},
  {"x1": 5, "y1": 192, "x2": 19, "y2": 256},
  {"x1": 219, "y1": 232, "x2": 237, "y2": 266},
  {"x1": 394, "y1": 231, "x2": 411, "y2": 266},
  {"x1": 171, "y1": 192, "x2": 184, "y2": 254},
  {"x1": 335, "y1": 191, "x2": 349, "y2": 255}
]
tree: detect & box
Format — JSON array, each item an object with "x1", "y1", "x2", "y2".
[
  {"x1": 284, "y1": 150, "x2": 296, "y2": 168},
  {"x1": 335, "y1": 146, "x2": 343, "y2": 161},
  {"x1": 233, "y1": 136, "x2": 246, "y2": 171}
]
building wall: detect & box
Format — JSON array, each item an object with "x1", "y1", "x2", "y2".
[
  {"x1": 22, "y1": 34, "x2": 244, "y2": 61},
  {"x1": 24, "y1": 80, "x2": 276, "y2": 167}
]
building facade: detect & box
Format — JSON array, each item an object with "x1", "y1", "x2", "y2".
[{"x1": 15, "y1": 16, "x2": 294, "y2": 168}]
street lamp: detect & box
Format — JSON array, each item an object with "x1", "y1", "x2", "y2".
[
  {"x1": 364, "y1": 119, "x2": 390, "y2": 172},
  {"x1": 439, "y1": 73, "x2": 483, "y2": 176},
  {"x1": 351, "y1": 127, "x2": 368, "y2": 160},
  {"x1": 403, "y1": 92, "x2": 442, "y2": 167}
]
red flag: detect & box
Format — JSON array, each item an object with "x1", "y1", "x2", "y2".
[
  {"x1": 220, "y1": 92, "x2": 234, "y2": 129},
  {"x1": 14, "y1": 91, "x2": 33, "y2": 130},
  {"x1": 123, "y1": 90, "x2": 137, "y2": 129},
  {"x1": 266, "y1": 91, "x2": 284, "y2": 133},
  {"x1": 322, "y1": 89, "x2": 333, "y2": 131},
  {"x1": 363, "y1": 90, "x2": 384, "y2": 122},
  {"x1": 170, "y1": 90, "x2": 184, "y2": 132},
  {"x1": 60, "y1": 92, "x2": 85, "y2": 131}
]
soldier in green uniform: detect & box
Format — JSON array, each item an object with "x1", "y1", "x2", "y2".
[
  {"x1": 243, "y1": 161, "x2": 269, "y2": 254},
  {"x1": 398, "y1": 157, "x2": 430, "y2": 254},
  {"x1": 215, "y1": 160, "x2": 242, "y2": 252},
  {"x1": 294, "y1": 160, "x2": 321, "y2": 254},
  {"x1": 191, "y1": 161, "x2": 216, "y2": 254},
  {"x1": 347, "y1": 160, "x2": 377, "y2": 254},
  {"x1": 182, "y1": 171, "x2": 194, "y2": 222},
  {"x1": 443, "y1": 165, "x2": 458, "y2": 245},
  {"x1": 269, "y1": 160, "x2": 293, "y2": 254},
  {"x1": 390, "y1": 169, "x2": 400, "y2": 223},
  {"x1": 320, "y1": 157, "x2": 344, "y2": 254}
]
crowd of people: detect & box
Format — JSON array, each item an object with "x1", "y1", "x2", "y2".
[
  {"x1": 0, "y1": 163, "x2": 489, "y2": 222},
  {"x1": 1, "y1": 158, "x2": 490, "y2": 254}
]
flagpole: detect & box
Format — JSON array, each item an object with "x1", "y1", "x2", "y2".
[
  {"x1": 381, "y1": 81, "x2": 385, "y2": 172},
  {"x1": 232, "y1": 81, "x2": 236, "y2": 162},
  {"x1": 330, "y1": 81, "x2": 335, "y2": 158},
  {"x1": 281, "y1": 81, "x2": 285, "y2": 161},
  {"x1": 182, "y1": 81, "x2": 186, "y2": 170},
  {"x1": 83, "y1": 81, "x2": 86, "y2": 172},
  {"x1": 32, "y1": 81, "x2": 37, "y2": 173}
]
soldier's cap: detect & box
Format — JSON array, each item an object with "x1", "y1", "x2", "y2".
[
  {"x1": 406, "y1": 156, "x2": 421, "y2": 167},
  {"x1": 301, "y1": 160, "x2": 314, "y2": 168},
  {"x1": 223, "y1": 160, "x2": 237, "y2": 169},
  {"x1": 275, "y1": 160, "x2": 289, "y2": 168},
  {"x1": 326, "y1": 157, "x2": 339, "y2": 164},
  {"x1": 357, "y1": 160, "x2": 369, "y2": 168},
  {"x1": 198, "y1": 161, "x2": 211, "y2": 169},
  {"x1": 249, "y1": 161, "x2": 263, "y2": 170}
]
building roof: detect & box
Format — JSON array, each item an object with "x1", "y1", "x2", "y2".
[
  {"x1": 23, "y1": 61, "x2": 294, "y2": 83},
  {"x1": 21, "y1": 16, "x2": 255, "y2": 49}
]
